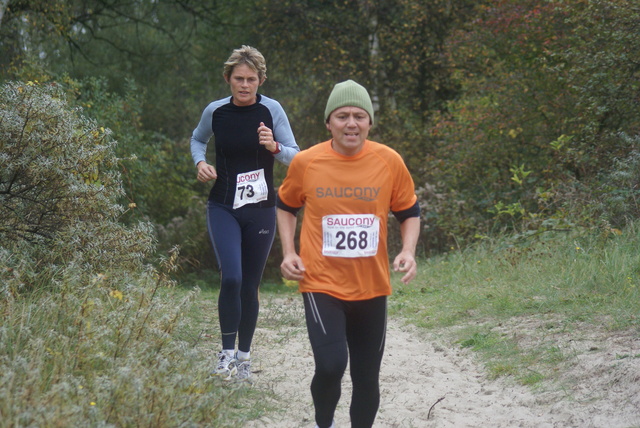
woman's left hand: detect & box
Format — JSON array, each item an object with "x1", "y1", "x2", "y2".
[{"x1": 257, "y1": 122, "x2": 278, "y2": 153}]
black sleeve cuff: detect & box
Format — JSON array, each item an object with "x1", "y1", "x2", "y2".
[
  {"x1": 276, "y1": 193, "x2": 302, "y2": 216},
  {"x1": 392, "y1": 201, "x2": 420, "y2": 223}
]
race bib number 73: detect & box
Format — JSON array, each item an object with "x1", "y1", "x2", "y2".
[
  {"x1": 322, "y1": 214, "x2": 380, "y2": 258},
  {"x1": 233, "y1": 168, "x2": 268, "y2": 209}
]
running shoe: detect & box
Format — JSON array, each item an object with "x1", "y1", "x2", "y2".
[
  {"x1": 211, "y1": 351, "x2": 237, "y2": 380},
  {"x1": 235, "y1": 358, "x2": 252, "y2": 382}
]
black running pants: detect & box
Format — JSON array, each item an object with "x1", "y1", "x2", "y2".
[{"x1": 303, "y1": 292, "x2": 387, "y2": 428}]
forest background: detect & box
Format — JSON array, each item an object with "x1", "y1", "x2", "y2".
[
  {"x1": 1, "y1": 0, "x2": 639, "y2": 426},
  {"x1": 2, "y1": 0, "x2": 639, "y2": 280}
]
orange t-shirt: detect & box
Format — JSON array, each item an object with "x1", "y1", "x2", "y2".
[{"x1": 277, "y1": 139, "x2": 417, "y2": 300}]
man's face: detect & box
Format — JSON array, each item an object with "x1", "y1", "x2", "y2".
[
  {"x1": 226, "y1": 63, "x2": 263, "y2": 106},
  {"x1": 326, "y1": 106, "x2": 372, "y2": 156}
]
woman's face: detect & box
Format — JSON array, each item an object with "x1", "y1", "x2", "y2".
[
  {"x1": 326, "y1": 106, "x2": 372, "y2": 156},
  {"x1": 225, "y1": 63, "x2": 264, "y2": 106}
]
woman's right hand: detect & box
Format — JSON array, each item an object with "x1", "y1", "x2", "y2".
[{"x1": 196, "y1": 161, "x2": 217, "y2": 183}]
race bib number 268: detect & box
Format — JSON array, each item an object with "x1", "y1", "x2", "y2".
[{"x1": 322, "y1": 214, "x2": 380, "y2": 258}]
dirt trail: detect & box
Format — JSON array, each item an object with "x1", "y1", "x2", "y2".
[{"x1": 213, "y1": 295, "x2": 640, "y2": 428}]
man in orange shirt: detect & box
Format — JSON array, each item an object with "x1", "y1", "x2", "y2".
[{"x1": 277, "y1": 80, "x2": 421, "y2": 428}]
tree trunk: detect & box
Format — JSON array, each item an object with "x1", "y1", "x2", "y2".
[{"x1": 0, "y1": 0, "x2": 9, "y2": 30}]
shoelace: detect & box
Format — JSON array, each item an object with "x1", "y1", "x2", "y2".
[
  {"x1": 217, "y1": 353, "x2": 233, "y2": 370},
  {"x1": 236, "y1": 360, "x2": 251, "y2": 378}
]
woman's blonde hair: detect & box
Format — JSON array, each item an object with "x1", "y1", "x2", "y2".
[{"x1": 223, "y1": 45, "x2": 267, "y2": 82}]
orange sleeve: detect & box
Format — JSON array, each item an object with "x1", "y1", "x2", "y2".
[
  {"x1": 391, "y1": 157, "x2": 418, "y2": 212},
  {"x1": 377, "y1": 145, "x2": 418, "y2": 213},
  {"x1": 277, "y1": 153, "x2": 307, "y2": 209}
]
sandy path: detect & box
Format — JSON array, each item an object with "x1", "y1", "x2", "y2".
[{"x1": 225, "y1": 295, "x2": 640, "y2": 428}]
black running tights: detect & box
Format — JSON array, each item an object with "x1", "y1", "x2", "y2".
[{"x1": 302, "y1": 292, "x2": 387, "y2": 428}]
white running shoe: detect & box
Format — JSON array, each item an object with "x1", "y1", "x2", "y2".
[
  {"x1": 235, "y1": 358, "x2": 252, "y2": 382},
  {"x1": 211, "y1": 351, "x2": 237, "y2": 380}
]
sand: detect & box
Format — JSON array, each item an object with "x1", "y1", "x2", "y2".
[{"x1": 207, "y1": 295, "x2": 640, "y2": 428}]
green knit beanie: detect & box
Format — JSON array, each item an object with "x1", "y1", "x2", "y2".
[{"x1": 324, "y1": 80, "x2": 374, "y2": 123}]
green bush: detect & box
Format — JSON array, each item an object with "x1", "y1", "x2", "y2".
[
  {"x1": 0, "y1": 81, "x2": 259, "y2": 426},
  {"x1": 415, "y1": 0, "x2": 640, "y2": 248},
  {"x1": 0, "y1": 248, "x2": 254, "y2": 427},
  {"x1": 0, "y1": 80, "x2": 155, "y2": 294}
]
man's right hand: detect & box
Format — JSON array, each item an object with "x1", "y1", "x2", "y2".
[{"x1": 280, "y1": 253, "x2": 305, "y2": 281}]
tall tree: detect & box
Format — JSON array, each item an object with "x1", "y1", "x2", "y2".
[
  {"x1": 0, "y1": 0, "x2": 9, "y2": 27},
  {"x1": 254, "y1": 0, "x2": 475, "y2": 146}
]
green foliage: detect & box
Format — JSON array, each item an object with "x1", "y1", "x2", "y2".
[
  {"x1": 155, "y1": 197, "x2": 218, "y2": 277},
  {"x1": 1, "y1": 1, "x2": 258, "y2": 142},
  {"x1": 558, "y1": 0, "x2": 640, "y2": 148},
  {"x1": 0, "y1": 80, "x2": 155, "y2": 293},
  {"x1": 4, "y1": 0, "x2": 640, "y2": 264},
  {"x1": 419, "y1": 0, "x2": 575, "y2": 243},
  {"x1": 66, "y1": 76, "x2": 196, "y2": 225},
  {"x1": 256, "y1": 0, "x2": 475, "y2": 145},
  {"x1": 391, "y1": 222, "x2": 640, "y2": 386},
  {"x1": 0, "y1": 80, "x2": 263, "y2": 426},
  {"x1": 1, "y1": 80, "x2": 115, "y2": 242},
  {"x1": 1, "y1": 1, "x2": 267, "y2": 276},
  {"x1": 414, "y1": 0, "x2": 640, "y2": 250},
  {"x1": 558, "y1": 134, "x2": 640, "y2": 229},
  {"x1": 0, "y1": 249, "x2": 259, "y2": 427},
  {"x1": 0, "y1": 1, "x2": 73, "y2": 72}
]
